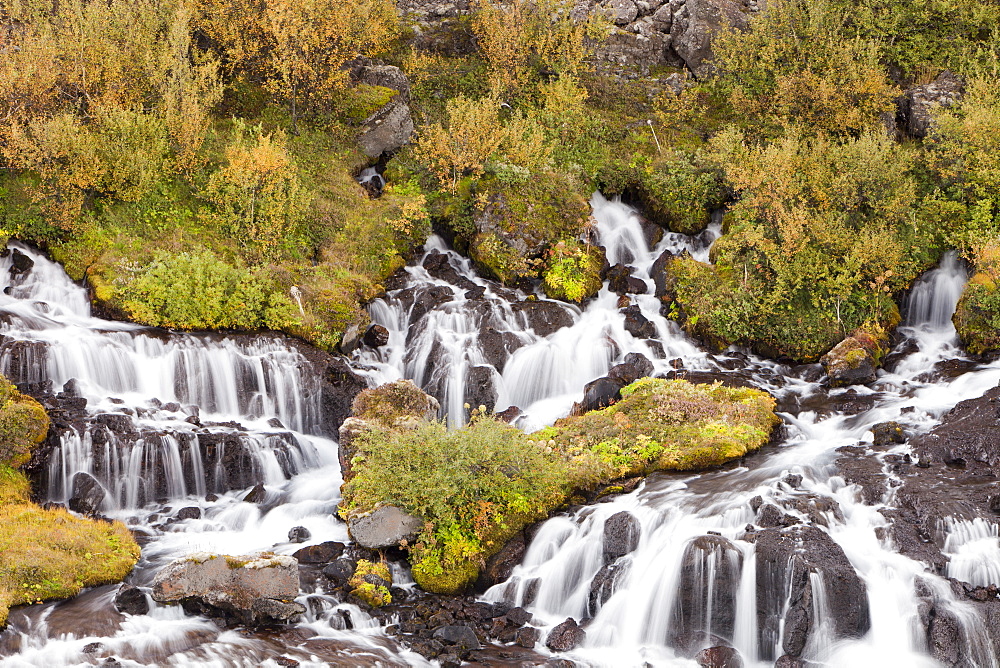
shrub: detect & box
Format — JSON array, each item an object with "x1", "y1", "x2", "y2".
[
  {"x1": 341, "y1": 416, "x2": 569, "y2": 594},
  {"x1": 115, "y1": 249, "x2": 296, "y2": 331},
  {"x1": 542, "y1": 240, "x2": 604, "y2": 302},
  {"x1": 348, "y1": 559, "x2": 392, "y2": 607}
]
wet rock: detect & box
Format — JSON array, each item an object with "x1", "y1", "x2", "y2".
[
  {"x1": 546, "y1": 618, "x2": 586, "y2": 652},
  {"x1": 93, "y1": 412, "x2": 136, "y2": 435},
  {"x1": 755, "y1": 526, "x2": 870, "y2": 660},
  {"x1": 465, "y1": 365, "x2": 498, "y2": 414},
  {"x1": 898, "y1": 70, "x2": 964, "y2": 139},
  {"x1": 588, "y1": 561, "x2": 626, "y2": 617},
  {"x1": 293, "y1": 541, "x2": 345, "y2": 564},
  {"x1": 514, "y1": 626, "x2": 540, "y2": 648},
  {"x1": 242, "y1": 484, "x2": 267, "y2": 504},
  {"x1": 620, "y1": 304, "x2": 657, "y2": 339},
  {"x1": 151, "y1": 552, "x2": 305, "y2": 626},
  {"x1": 479, "y1": 326, "x2": 525, "y2": 373},
  {"x1": 287, "y1": 526, "x2": 311, "y2": 543},
  {"x1": 695, "y1": 646, "x2": 743, "y2": 668},
  {"x1": 603, "y1": 511, "x2": 641, "y2": 563},
  {"x1": 321, "y1": 357, "x2": 367, "y2": 435},
  {"x1": 670, "y1": 0, "x2": 749, "y2": 79},
  {"x1": 176, "y1": 506, "x2": 201, "y2": 521},
  {"x1": 512, "y1": 300, "x2": 574, "y2": 337},
  {"x1": 608, "y1": 352, "x2": 654, "y2": 385},
  {"x1": 756, "y1": 503, "x2": 796, "y2": 528},
  {"x1": 113, "y1": 584, "x2": 149, "y2": 616},
  {"x1": 872, "y1": 421, "x2": 906, "y2": 446},
  {"x1": 321, "y1": 559, "x2": 356, "y2": 585},
  {"x1": 820, "y1": 335, "x2": 878, "y2": 387},
  {"x1": 432, "y1": 625, "x2": 482, "y2": 650},
  {"x1": 8, "y1": 248, "x2": 34, "y2": 276},
  {"x1": 651, "y1": 249, "x2": 675, "y2": 299},
  {"x1": 68, "y1": 472, "x2": 106, "y2": 516},
  {"x1": 672, "y1": 535, "x2": 743, "y2": 651},
  {"x1": 477, "y1": 530, "x2": 527, "y2": 591},
  {"x1": 362, "y1": 324, "x2": 390, "y2": 348},
  {"x1": 495, "y1": 405, "x2": 522, "y2": 423},
  {"x1": 774, "y1": 657, "x2": 808, "y2": 668},
  {"x1": 348, "y1": 505, "x2": 423, "y2": 549},
  {"x1": 606, "y1": 264, "x2": 646, "y2": 295},
  {"x1": 579, "y1": 376, "x2": 625, "y2": 413}
]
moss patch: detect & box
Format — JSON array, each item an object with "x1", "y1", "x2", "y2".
[
  {"x1": 348, "y1": 559, "x2": 393, "y2": 607},
  {"x1": 541, "y1": 240, "x2": 605, "y2": 303},
  {"x1": 341, "y1": 379, "x2": 777, "y2": 595},
  {"x1": 0, "y1": 378, "x2": 139, "y2": 626}
]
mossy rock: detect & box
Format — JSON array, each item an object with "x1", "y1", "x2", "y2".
[
  {"x1": 467, "y1": 172, "x2": 591, "y2": 286},
  {"x1": 348, "y1": 559, "x2": 392, "y2": 607},
  {"x1": 542, "y1": 241, "x2": 606, "y2": 303},
  {"x1": 0, "y1": 376, "x2": 49, "y2": 468},
  {"x1": 351, "y1": 379, "x2": 441, "y2": 427},
  {"x1": 954, "y1": 273, "x2": 1000, "y2": 354},
  {"x1": 552, "y1": 378, "x2": 780, "y2": 478}
]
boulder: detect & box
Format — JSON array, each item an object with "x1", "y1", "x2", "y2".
[
  {"x1": 546, "y1": 617, "x2": 586, "y2": 652},
  {"x1": 819, "y1": 335, "x2": 878, "y2": 387},
  {"x1": 293, "y1": 540, "x2": 344, "y2": 564},
  {"x1": 898, "y1": 71, "x2": 964, "y2": 139},
  {"x1": 588, "y1": 562, "x2": 627, "y2": 617},
  {"x1": 755, "y1": 526, "x2": 870, "y2": 660},
  {"x1": 113, "y1": 584, "x2": 149, "y2": 616},
  {"x1": 669, "y1": 0, "x2": 749, "y2": 79},
  {"x1": 151, "y1": 552, "x2": 305, "y2": 626},
  {"x1": 695, "y1": 646, "x2": 744, "y2": 668},
  {"x1": 68, "y1": 472, "x2": 106, "y2": 516},
  {"x1": 672, "y1": 535, "x2": 743, "y2": 650},
  {"x1": 464, "y1": 365, "x2": 498, "y2": 414},
  {"x1": 871, "y1": 421, "x2": 906, "y2": 447},
  {"x1": 515, "y1": 626, "x2": 540, "y2": 648},
  {"x1": 621, "y1": 304, "x2": 657, "y2": 339},
  {"x1": 357, "y1": 93, "x2": 414, "y2": 157},
  {"x1": 362, "y1": 324, "x2": 390, "y2": 348},
  {"x1": 603, "y1": 511, "x2": 641, "y2": 563},
  {"x1": 477, "y1": 530, "x2": 527, "y2": 591},
  {"x1": 512, "y1": 300, "x2": 574, "y2": 337},
  {"x1": 287, "y1": 526, "x2": 311, "y2": 543},
  {"x1": 8, "y1": 248, "x2": 34, "y2": 277},
  {"x1": 348, "y1": 505, "x2": 423, "y2": 549},
  {"x1": 604, "y1": 0, "x2": 639, "y2": 25},
  {"x1": 320, "y1": 358, "x2": 367, "y2": 434},
  {"x1": 608, "y1": 352, "x2": 654, "y2": 385},
  {"x1": 432, "y1": 625, "x2": 482, "y2": 650},
  {"x1": 580, "y1": 376, "x2": 626, "y2": 413}
]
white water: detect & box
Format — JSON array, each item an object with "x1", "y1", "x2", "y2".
[{"x1": 1, "y1": 200, "x2": 999, "y2": 667}]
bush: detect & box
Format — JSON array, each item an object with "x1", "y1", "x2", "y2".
[
  {"x1": 542, "y1": 240, "x2": 604, "y2": 302},
  {"x1": 115, "y1": 249, "x2": 296, "y2": 331},
  {"x1": 341, "y1": 416, "x2": 569, "y2": 594}
]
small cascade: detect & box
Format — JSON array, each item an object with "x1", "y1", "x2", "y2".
[
  {"x1": 357, "y1": 193, "x2": 712, "y2": 428},
  {"x1": 905, "y1": 251, "x2": 968, "y2": 329}
]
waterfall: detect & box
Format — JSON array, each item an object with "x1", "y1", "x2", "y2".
[{"x1": 905, "y1": 251, "x2": 967, "y2": 329}]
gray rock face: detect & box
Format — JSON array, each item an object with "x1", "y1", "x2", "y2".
[
  {"x1": 754, "y1": 526, "x2": 870, "y2": 660},
  {"x1": 899, "y1": 70, "x2": 964, "y2": 139},
  {"x1": 603, "y1": 511, "x2": 642, "y2": 563},
  {"x1": 605, "y1": 0, "x2": 639, "y2": 24},
  {"x1": 358, "y1": 97, "x2": 414, "y2": 157},
  {"x1": 151, "y1": 552, "x2": 305, "y2": 626},
  {"x1": 348, "y1": 505, "x2": 424, "y2": 549},
  {"x1": 669, "y1": 0, "x2": 749, "y2": 78}
]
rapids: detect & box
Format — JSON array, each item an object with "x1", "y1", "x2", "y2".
[{"x1": 1, "y1": 194, "x2": 999, "y2": 667}]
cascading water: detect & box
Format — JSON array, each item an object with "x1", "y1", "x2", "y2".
[{"x1": 2, "y1": 199, "x2": 999, "y2": 667}]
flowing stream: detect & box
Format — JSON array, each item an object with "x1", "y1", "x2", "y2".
[{"x1": 1, "y1": 194, "x2": 999, "y2": 667}]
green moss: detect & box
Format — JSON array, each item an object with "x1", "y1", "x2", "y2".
[
  {"x1": 350, "y1": 379, "x2": 438, "y2": 427},
  {"x1": 348, "y1": 560, "x2": 393, "y2": 607},
  {"x1": 633, "y1": 152, "x2": 725, "y2": 235},
  {"x1": 468, "y1": 232, "x2": 533, "y2": 284},
  {"x1": 0, "y1": 377, "x2": 50, "y2": 469},
  {"x1": 542, "y1": 241, "x2": 605, "y2": 303},
  {"x1": 954, "y1": 272, "x2": 1000, "y2": 354},
  {"x1": 0, "y1": 376, "x2": 139, "y2": 626}
]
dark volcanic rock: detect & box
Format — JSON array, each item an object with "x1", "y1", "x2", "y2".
[
  {"x1": 672, "y1": 535, "x2": 742, "y2": 652},
  {"x1": 113, "y1": 584, "x2": 149, "y2": 616},
  {"x1": 432, "y1": 625, "x2": 481, "y2": 650},
  {"x1": 8, "y1": 248, "x2": 34, "y2": 276},
  {"x1": 620, "y1": 304, "x2": 657, "y2": 339},
  {"x1": 603, "y1": 511, "x2": 641, "y2": 564},
  {"x1": 872, "y1": 421, "x2": 906, "y2": 447},
  {"x1": 465, "y1": 365, "x2": 498, "y2": 413},
  {"x1": 588, "y1": 562, "x2": 627, "y2": 617},
  {"x1": 362, "y1": 324, "x2": 390, "y2": 348},
  {"x1": 579, "y1": 376, "x2": 625, "y2": 413},
  {"x1": 512, "y1": 300, "x2": 574, "y2": 337},
  {"x1": 545, "y1": 618, "x2": 586, "y2": 652},
  {"x1": 477, "y1": 530, "x2": 527, "y2": 592},
  {"x1": 695, "y1": 646, "x2": 743, "y2": 668},
  {"x1": 321, "y1": 358, "x2": 367, "y2": 435},
  {"x1": 608, "y1": 352, "x2": 654, "y2": 386},
  {"x1": 68, "y1": 472, "x2": 106, "y2": 516},
  {"x1": 755, "y1": 526, "x2": 870, "y2": 660},
  {"x1": 293, "y1": 541, "x2": 345, "y2": 564}
]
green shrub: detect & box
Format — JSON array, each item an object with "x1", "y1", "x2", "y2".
[
  {"x1": 341, "y1": 416, "x2": 569, "y2": 594},
  {"x1": 633, "y1": 151, "x2": 726, "y2": 235},
  {"x1": 542, "y1": 240, "x2": 604, "y2": 302},
  {"x1": 348, "y1": 559, "x2": 392, "y2": 607},
  {"x1": 115, "y1": 249, "x2": 296, "y2": 331}
]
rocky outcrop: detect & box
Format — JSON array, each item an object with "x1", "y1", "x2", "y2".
[
  {"x1": 820, "y1": 333, "x2": 879, "y2": 387},
  {"x1": 671, "y1": 534, "x2": 743, "y2": 652},
  {"x1": 670, "y1": 0, "x2": 750, "y2": 79},
  {"x1": 898, "y1": 70, "x2": 964, "y2": 139},
  {"x1": 348, "y1": 505, "x2": 424, "y2": 549},
  {"x1": 354, "y1": 64, "x2": 414, "y2": 157},
  {"x1": 603, "y1": 511, "x2": 641, "y2": 563},
  {"x1": 151, "y1": 552, "x2": 305, "y2": 626},
  {"x1": 546, "y1": 617, "x2": 586, "y2": 651},
  {"x1": 753, "y1": 526, "x2": 870, "y2": 660}
]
